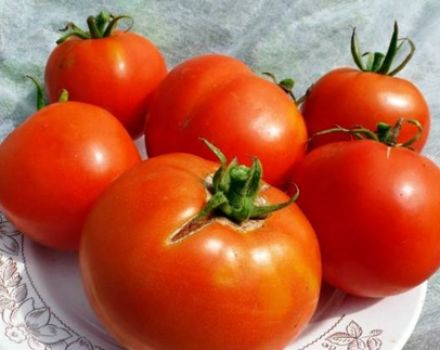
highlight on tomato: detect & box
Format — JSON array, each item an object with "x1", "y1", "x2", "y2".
[
  {"x1": 291, "y1": 119, "x2": 440, "y2": 298},
  {"x1": 0, "y1": 81, "x2": 140, "y2": 250},
  {"x1": 145, "y1": 54, "x2": 308, "y2": 187},
  {"x1": 302, "y1": 22, "x2": 430, "y2": 151},
  {"x1": 45, "y1": 11, "x2": 167, "y2": 138},
  {"x1": 80, "y1": 141, "x2": 321, "y2": 350}
]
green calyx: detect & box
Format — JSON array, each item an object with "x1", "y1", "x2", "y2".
[
  {"x1": 262, "y1": 72, "x2": 306, "y2": 105},
  {"x1": 351, "y1": 21, "x2": 415, "y2": 76},
  {"x1": 195, "y1": 140, "x2": 299, "y2": 224},
  {"x1": 56, "y1": 11, "x2": 133, "y2": 44},
  {"x1": 312, "y1": 118, "x2": 423, "y2": 149},
  {"x1": 25, "y1": 76, "x2": 69, "y2": 110}
]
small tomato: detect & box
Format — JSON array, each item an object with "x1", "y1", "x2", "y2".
[
  {"x1": 45, "y1": 12, "x2": 167, "y2": 138},
  {"x1": 0, "y1": 101, "x2": 140, "y2": 250},
  {"x1": 303, "y1": 22, "x2": 430, "y2": 151}
]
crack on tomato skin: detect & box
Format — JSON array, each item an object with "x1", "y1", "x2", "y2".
[
  {"x1": 167, "y1": 216, "x2": 211, "y2": 244},
  {"x1": 167, "y1": 173, "x2": 270, "y2": 245},
  {"x1": 167, "y1": 215, "x2": 265, "y2": 245},
  {"x1": 215, "y1": 217, "x2": 265, "y2": 232}
]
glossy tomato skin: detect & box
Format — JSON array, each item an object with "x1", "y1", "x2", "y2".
[
  {"x1": 291, "y1": 140, "x2": 440, "y2": 297},
  {"x1": 45, "y1": 31, "x2": 167, "y2": 138},
  {"x1": 80, "y1": 153, "x2": 321, "y2": 350},
  {"x1": 145, "y1": 54, "x2": 307, "y2": 187},
  {"x1": 0, "y1": 102, "x2": 140, "y2": 250},
  {"x1": 303, "y1": 68, "x2": 430, "y2": 151}
]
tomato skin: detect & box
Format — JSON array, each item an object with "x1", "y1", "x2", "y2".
[
  {"x1": 302, "y1": 68, "x2": 430, "y2": 151},
  {"x1": 145, "y1": 54, "x2": 307, "y2": 187},
  {"x1": 80, "y1": 153, "x2": 321, "y2": 350},
  {"x1": 45, "y1": 31, "x2": 167, "y2": 138},
  {"x1": 291, "y1": 140, "x2": 440, "y2": 297},
  {"x1": 0, "y1": 102, "x2": 140, "y2": 250}
]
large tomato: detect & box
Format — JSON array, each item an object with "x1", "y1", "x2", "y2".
[
  {"x1": 80, "y1": 148, "x2": 321, "y2": 350},
  {"x1": 302, "y1": 23, "x2": 430, "y2": 151},
  {"x1": 291, "y1": 133, "x2": 440, "y2": 298},
  {"x1": 145, "y1": 54, "x2": 307, "y2": 187},
  {"x1": 45, "y1": 12, "x2": 167, "y2": 138},
  {"x1": 0, "y1": 102, "x2": 140, "y2": 250}
]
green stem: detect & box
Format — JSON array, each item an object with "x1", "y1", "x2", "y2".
[
  {"x1": 251, "y1": 185, "x2": 299, "y2": 219},
  {"x1": 58, "y1": 89, "x2": 69, "y2": 103},
  {"x1": 195, "y1": 192, "x2": 228, "y2": 221},
  {"x1": 388, "y1": 38, "x2": 416, "y2": 76},
  {"x1": 311, "y1": 118, "x2": 423, "y2": 149},
  {"x1": 388, "y1": 118, "x2": 423, "y2": 148},
  {"x1": 198, "y1": 139, "x2": 298, "y2": 224},
  {"x1": 351, "y1": 27, "x2": 365, "y2": 71},
  {"x1": 103, "y1": 15, "x2": 133, "y2": 37},
  {"x1": 262, "y1": 72, "x2": 299, "y2": 103},
  {"x1": 311, "y1": 125, "x2": 379, "y2": 142},
  {"x1": 95, "y1": 11, "x2": 111, "y2": 35},
  {"x1": 350, "y1": 21, "x2": 415, "y2": 75},
  {"x1": 87, "y1": 16, "x2": 101, "y2": 38},
  {"x1": 56, "y1": 31, "x2": 90, "y2": 44},
  {"x1": 376, "y1": 21, "x2": 399, "y2": 74},
  {"x1": 56, "y1": 12, "x2": 134, "y2": 44},
  {"x1": 25, "y1": 75, "x2": 46, "y2": 110}
]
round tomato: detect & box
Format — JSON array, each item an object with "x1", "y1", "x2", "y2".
[
  {"x1": 80, "y1": 149, "x2": 321, "y2": 350},
  {"x1": 291, "y1": 139, "x2": 440, "y2": 298},
  {"x1": 145, "y1": 54, "x2": 307, "y2": 187},
  {"x1": 45, "y1": 12, "x2": 167, "y2": 138},
  {"x1": 302, "y1": 23, "x2": 430, "y2": 151},
  {"x1": 0, "y1": 102, "x2": 140, "y2": 250}
]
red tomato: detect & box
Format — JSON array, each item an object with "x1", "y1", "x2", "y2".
[
  {"x1": 45, "y1": 13, "x2": 167, "y2": 138},
  {"x1": 302, "y1": 23, "x2": 430, "y2": 151},
  {"x1": 80, "y1": 152, "x2": 321, "y2": 350},
  {"x1": 145, "y1": 54, "x2": 307, "y2": 187},
  {"x1": 291, "y1": 140, "x2": 440, "y2": 297},
  {"x1": 0, "y1": 102, "x2": 140, "y2": 250},
  {"x1": 303, "y1": 68, "x2": 430, "y2": 151}
]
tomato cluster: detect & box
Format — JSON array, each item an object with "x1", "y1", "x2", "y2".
[{"x1": 0, "y1": 13, "x2": 439, "y2": 350}]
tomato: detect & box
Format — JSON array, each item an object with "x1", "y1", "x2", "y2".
[
  {"x1": 145, "y1": 54, "x2": 307, "y2": 187},
  {"x1": 291, "y1": 139, "x2": 440, "y2": 298},
  {"x1": 80, "y1": 148, "x2": 321, "y2": 350},
  {"x1": 0, "y1": 102, "x2": 140, "y2": 250},
  {"x1": 45, "y1": 12, "x2": 167, "y2": 138},
  {"x1": 303, "y1": 68, "x2": 430, "y2": 151},
  {"x1": 302, "y1": 23, "x2": 430, "y2": 151}
]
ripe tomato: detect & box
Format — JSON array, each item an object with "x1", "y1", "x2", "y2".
[
  {"x1": 302, "y1": 23, "x2": 430, "y2": 151},
  {"x1": 291, "y1": 139, "x2": 440, "y2": 298},
  {"x1": 80, "y1": 150, "x2": 321, "y2": 350},
  {"x1": 0, "y1": 102, "x2": 140, "y2": 250},
  {"x1": 145, "y1": 54, "x2": 307, "y2": 187},
  {"x1": 45, "y1": 12, "x2": 167, "y2": 138}
]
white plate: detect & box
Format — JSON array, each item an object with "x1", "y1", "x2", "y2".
[{"x1": 0, "y1": 212, "x2": 426, "y2": 350}]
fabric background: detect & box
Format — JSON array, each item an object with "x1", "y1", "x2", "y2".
[{"x1": 0, "y1": 1, "x2": 439, "y2": 348}]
